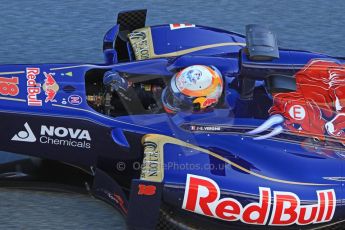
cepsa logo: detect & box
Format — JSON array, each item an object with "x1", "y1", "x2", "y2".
[{"x1": 182, "y1": 174, "x2": 336, "y2": 226}]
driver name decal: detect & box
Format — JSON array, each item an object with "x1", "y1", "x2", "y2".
[{"x1": 182, "y1": 174, "x2": 336, "y2": 226}]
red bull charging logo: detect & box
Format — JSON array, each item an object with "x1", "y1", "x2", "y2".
[
  {"x1": 249, "y1": 59, "x2": 345, "y2": 144},
  {"x1": 43, "y1": 72, "x2": 59, "y2": 103}
]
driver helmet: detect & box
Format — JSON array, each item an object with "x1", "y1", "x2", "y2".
[{"x1": 162, "y1": 65, "x2": 223, "y2": 113}]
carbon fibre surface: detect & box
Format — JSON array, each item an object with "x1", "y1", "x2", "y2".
[{"x1": 117, "y1": 9, "x2": 147, "y2": 32}]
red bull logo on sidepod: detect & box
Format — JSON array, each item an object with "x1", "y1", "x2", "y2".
[
  {"x1": 183, "y1": 174, "x2": 336, "y2": 226},
  {"x1": 249, "y1": 59, "x2": 345, "y2": 143}
]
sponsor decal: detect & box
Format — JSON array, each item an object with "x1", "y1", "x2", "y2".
[
  {"x1": 68, "y1": 95, "x2": 82, "y2": 105},
  {"x1": 138, "y1": 184, "x2": 156, "y2": 196},
  {"x1": 11, "y1": 122, "x2": 36, "y2": 142},
  {"x1": 183, "y1": 174, "x2": 336, "y2": 226},
  {"x1": 11, "y1": 122, "x2": 91, "y2": 149},
  {"x1": 250, "y1": 59, "x2": 345, "y2": 144},
  {"x1": 61, "y1": 72, "x2": 73, "y2": 77},
  {"x1": 0, "y1": 76, "x2": 19, "y2": 97},
  {"x1": 43, "y1": 72, "x2": 59, "y2": 103},
  {"x1": 111, "y1": 193, "x2": 127, "y2": 214},
  {"x1": 99, "y1": 189, "x2": 127, "y2": 214},
  {"x1": 322, "y1": 177, "x2": 345, "y2": 182},
  {"x1": 26, "y1": 69, "x2": 60, "y2": 106},
  {"x1": 170, "y1": 23, "x2": 195, "y2": 30},
  {"x1": 193, "y1": 97, "x2": 217, "y2": 109},
  {"x1": 128, "y1": 30, "x2": 150, "y2": 60},
  {"x1": 140, "y1": 140, "x2": 163, "y2": 182},
  {"x1": 288, "y1": 105, "x2": 306, "y2": 121},
  {"x1": 26, "y1": 68, "x2": 42, "y2": 106},
  {"x1": 201, "y1": 98, "x2": 217, "y2": 108}
]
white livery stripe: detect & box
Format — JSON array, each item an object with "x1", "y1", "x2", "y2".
[{"x1": 0, "y1": 97, "x2": 26, "y2": 102}]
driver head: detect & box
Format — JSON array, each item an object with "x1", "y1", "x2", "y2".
[{"x1": 162, "y1": 65, "x2": 223, "y2": 113}]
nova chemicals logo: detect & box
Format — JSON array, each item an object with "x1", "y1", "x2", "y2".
[
  {"x1": 11, "y1": 122, "x2": 37, "y2": 142},
  {"x1": 11, "y1": 123, "x2": 91, "y2": 149},
  {"x1": 40, "y1": 125, "x2": 91, "y2": 149}
]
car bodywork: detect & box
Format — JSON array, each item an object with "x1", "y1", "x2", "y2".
[{"x1": 1, "y1": 9, "x2": 345, "y2": 230}]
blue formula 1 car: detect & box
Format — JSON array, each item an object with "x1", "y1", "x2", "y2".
[{"x1": 1, "y1": 9, "x2": 345, "y2": 230}]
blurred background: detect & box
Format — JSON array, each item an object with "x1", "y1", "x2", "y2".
[
  {"x1": 0, "y1": 0, "x2": 344, "y2": 229},
  {"x1": 0, "y1": 0, "x2": 344, "y2": 65}
]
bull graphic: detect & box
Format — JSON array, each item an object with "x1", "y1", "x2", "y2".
[{"x1": 249, "y1": 59, "x2": 345, "y2": 143}]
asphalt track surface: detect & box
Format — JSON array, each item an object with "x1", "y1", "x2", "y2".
[
  {"x1": 0, "y1": 0, "x2": 344, "y2": 229},
  {"x1": 0, "y1": 188, "x2": 125, "y2": 229}
]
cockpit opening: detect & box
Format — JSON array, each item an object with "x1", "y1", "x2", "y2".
[{"x1": 85, "y1": 68, "x2": 168, "y2": 117}]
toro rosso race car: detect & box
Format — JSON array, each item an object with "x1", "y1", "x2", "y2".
[{"x1": 1, "y1": 9, "x2": 345, "y2": 230}]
